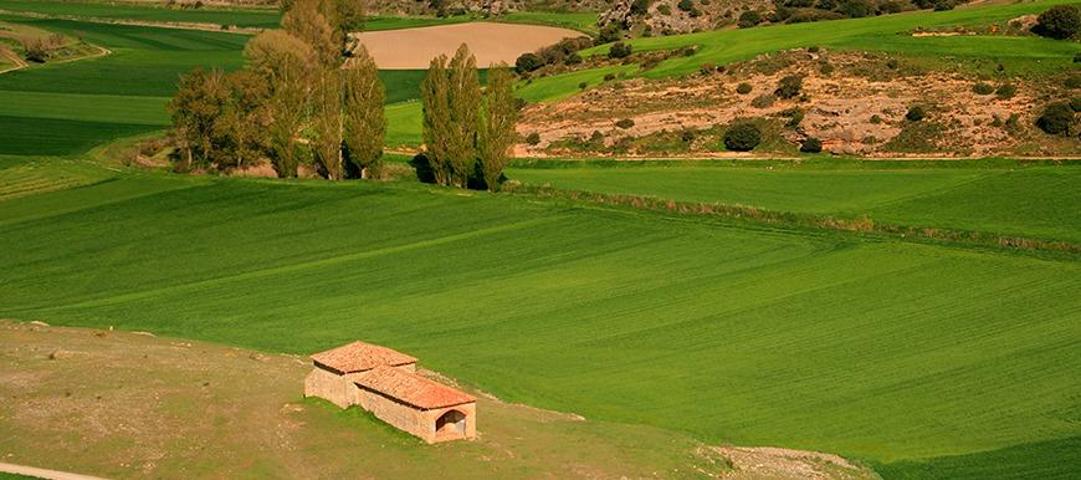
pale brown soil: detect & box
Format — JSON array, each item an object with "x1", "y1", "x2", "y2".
[
  {"x1": 518, "y1": 50, "x2": 1081, "y2": 158},
  {"x1": 352, "y1": 22, "x2": 585, "y2": 69},
  {"x1": 0, "y1": 320, "x2": 878, "y2": 479}
]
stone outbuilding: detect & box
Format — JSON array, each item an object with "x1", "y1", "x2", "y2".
[{"x1": 304, "y1": 341, "x2": 476, "y2": 443}]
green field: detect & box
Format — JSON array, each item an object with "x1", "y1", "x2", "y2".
[
  {"x1": 0, "y1": 16, "x2": 247, "y2": 155},
  {"x1": 579, "y1": 0, "x2": 1081, "y2": 78},
  {"x1": 0, "y1": 0, "x2": 281, "y2": 28},
  {"x1": 1, "y1": 156, "x2": 1080, "y2": 479},
  {"x1": 495, "y1": 11, "x2": 599, "y2": 34},
  {"x1": 507, "y1": 160, "x2": 1081, "y2": 243}
]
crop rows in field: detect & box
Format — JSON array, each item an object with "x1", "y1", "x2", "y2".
[{"x1": 0, "y1": 168, "x2": 1078, "y2": 479}]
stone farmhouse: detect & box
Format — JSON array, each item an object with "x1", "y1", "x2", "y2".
[{"x1": 304, "y1": 341, "x2": 476, "y2": 443}]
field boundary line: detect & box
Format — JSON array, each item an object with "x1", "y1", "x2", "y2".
[
  {"x1": 0, "y1": 462, "x2": 110, "y2": 480},
  {"x1": 507, "y1": 184, "x2": 1081, "y2": 258}
]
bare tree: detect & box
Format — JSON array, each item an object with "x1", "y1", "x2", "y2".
[{"x1": 343, "y1": 45, "x2": 385, "y2": 179}]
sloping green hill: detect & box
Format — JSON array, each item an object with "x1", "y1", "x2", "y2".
[{"x1": 1, "y1": 159, "x2": 1078, "y2": 479}]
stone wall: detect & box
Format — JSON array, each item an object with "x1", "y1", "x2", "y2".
[
  {"x1": 354, "y1": 387, "x2": 434, "y2": 441},
  {"x1": 303, "y1": 365, "x2": 352, "y2": 408}
]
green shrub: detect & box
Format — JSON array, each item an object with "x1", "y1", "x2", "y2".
[
  {"x1": 723, "y1": 122, "x2": 762, "y2": 151},
  {"x1": 800, "y1": 137, "x2": 823, "y2": 153},
  {"x1": 1036, "y1": 102, "x2": 1075, "y2": 135},
  {"x1": 678, "y1": 0, "x2": 695, "y2": 12},
  {"x1": 578, "y1": 81, "x2": 588, "y2": 90},
  {"x1": 751, "y1": 94, "x2": 776, "y2": 108},
  {"x1": 781, "y1": 107, "x2": 804, "y2": 128},
  {"x1": 681, "y1": 129, "x2": 696, "y2": 143},
  {"x1": 657, "y1": 4, "x2": 672, "y2": 15},
  {"x1": 995, "y1": 84, "x2": 1017, "y2": 100},
  {"x1": 738, "y1": 11, "x2": 763, "y2": 28},
  {"x1": 615, "y1": 118, "x2": 636, "y2": 129},
  {"x1": 972, "y1": 82, "x2": 994, "y2": 95},
  {"x1": 597, "y1": 24, "x2": 623, "y2": 43},
  {"x1": 736, "y1": 82, "x2": 753, "y2": 94},
  {"x1": 819, "y1": 62, "x2": 834, "y2": 75},
  {"x1": 906, "y1": 105, "x2": 926, "y2": 122},
  {"x1": 807, "y1": 45, "x2": 820, "y2": 53},
  {"x1": 775, "y1": 75, "x2": 803, "y2": 99},
  {"x1": 839, "y1": 0, "x2": 874, "y2": 18},
  {"x1": 608, "y1": 42, "x2": 632, "y2": 59},
  {"x1": 1034, "y1": 5, "x2": 1081, "y2": 40},
  {"x1": 515, "y1": 53, "x2": 542, "y2": 74},
  {"x1": 870, "y1": 114, "x2": 883, "y2": 124},
  {"x1": 1075, "y1": 52, "x2": 1081, "y2": 63},
  {"x1": 525, "y1": 132, "x2": 541, "y2": 145},
  {"x1": 1066, "y1": 75, "x2": 1081, "y2": 89},
  {"x1": 1071, "y1": 97, "x2": 1081, "y2": 112},
  {"x1": 630, "y1": 0, "x2": 652, "y2": 15},
  {"x1": 603, "y1": 73, "x2": 617, "y2": 81}
]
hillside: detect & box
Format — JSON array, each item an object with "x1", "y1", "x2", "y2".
[
  {"x1": 2, "y1": 154, "x2": 1080, "y2": 479},
  {"x1": 3, "y1": 320, "x2": 879, "y2": 478}
]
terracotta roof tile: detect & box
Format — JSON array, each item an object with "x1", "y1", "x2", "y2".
[
  {"x1": 354, "y1": 367, "x2": 475, "y2": 410},
  {"x1": 310, "y1": 341, "x2": 417, "y2": 374}
]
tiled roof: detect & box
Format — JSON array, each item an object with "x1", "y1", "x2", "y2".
[
  {"x1": 354, "y1": 366, "x2": 475, "y2": 410},
  {"x1": 310, "y1": 341, "x2": 417, "y2": 374}
]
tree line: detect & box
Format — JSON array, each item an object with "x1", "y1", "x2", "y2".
[{"x1": 168, "y1": 0, "x2": 518, "y2": 190}]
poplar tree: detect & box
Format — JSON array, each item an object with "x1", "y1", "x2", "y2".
[
  {"x1": 478, "y1": 63, "x2": 517, "y2": 191},
  {"x1": 421, "y1": 54, "x2": 451, "y2": 185},
  {"x1": 343, "y1": 45, "x2": 385, "y2": 179},
  {"x1": 313, "y1": 68, "x2": 344, "y2": 180},
  {"x1": 244, "y1": 30, "x2": 316, "y2": 178},
  {"x1": 282, "y1": 0, "x2": 339, "y2": 68},
  {"x1": 446, "y1": 44, "x2": 481, "y2": 188}
]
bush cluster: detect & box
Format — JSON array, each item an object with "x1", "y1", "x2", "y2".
[
  {"x1": 736, "y1": 82, "x2": 753, "y2": 94},
  {"x1": 800, "y1": 137, "x2": 823, "y2": 153},
  {"x1": 775, "y1": 75, "x2": 803, "y2": 99},
  {"x1": 1034, "y1": 5, "x2": 1081, "y2": 40},
  {"x1": 905, "y1": 105, "x2": 926, "y2": 122},
  {"x1": 724, "y1": 122, "x2": 762, "y2": 151},
  {"x1": 608, "y1": 41, "x2": 633, "y2": 59},
  {"x1": 514, "y1": 37, "x2": 594, "y2": 75},
  {"x1": 615, "y1": 118, "x2": 636, "y2": 129},
  {"x1": 1036, "y1": 102, "x2": 1075, "y2": 135},
  {"x1": 971, "y1": 82, "x2": 994, "y2": 95}
]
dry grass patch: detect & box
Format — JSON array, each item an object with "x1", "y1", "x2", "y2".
[{"x1": 0, "y1": 320, "x2": 878, "y2": 479}]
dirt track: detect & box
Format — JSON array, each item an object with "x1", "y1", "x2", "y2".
[{"x1": 353, "y1": 22, "x2": 585, "y2": 69}]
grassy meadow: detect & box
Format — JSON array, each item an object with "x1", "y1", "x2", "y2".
[
  {"x1": 2, "y1": 156, "x2": 1080, "y2": 479},
  {"x1": 507, "y1": 160, "x2": 1081, "y2": 243},
  {"x1": 0, "y1": 0, "x2": 281, "y2": 28},
  {"x1": 0, "y1": 16, "x2": 248, "y2": 155},
  {"x1": 1, "y1": 3, "x2": 1080, "y2": 479}
]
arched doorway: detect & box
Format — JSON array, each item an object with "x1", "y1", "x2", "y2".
[{"x1": 435, "y1": 409, "x2": 467, "y2": 439}]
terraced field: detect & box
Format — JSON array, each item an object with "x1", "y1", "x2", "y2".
[
  {"x1": 507, "y1": 160, "x2": 1081, "y2": 243},
  {"x1": 0, "y1": 16, "x2": 246, "y2": 155},
  {"x1": 1, "y1": 158, "x2": 1079, "y2": 479},
  {"x1": 0, "y1": 0, "x2": 281, "y2": 28}
]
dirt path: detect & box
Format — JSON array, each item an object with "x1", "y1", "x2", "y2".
[
  {"x1": 354, "y1": 22, "x2": 585, "y2": 69},
  {"x1": 0, "y1": 462, "x2": 110, "y2": 480},
  {"x1": 0, "y1": 45, "x2": 28, "y2": 74}
]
